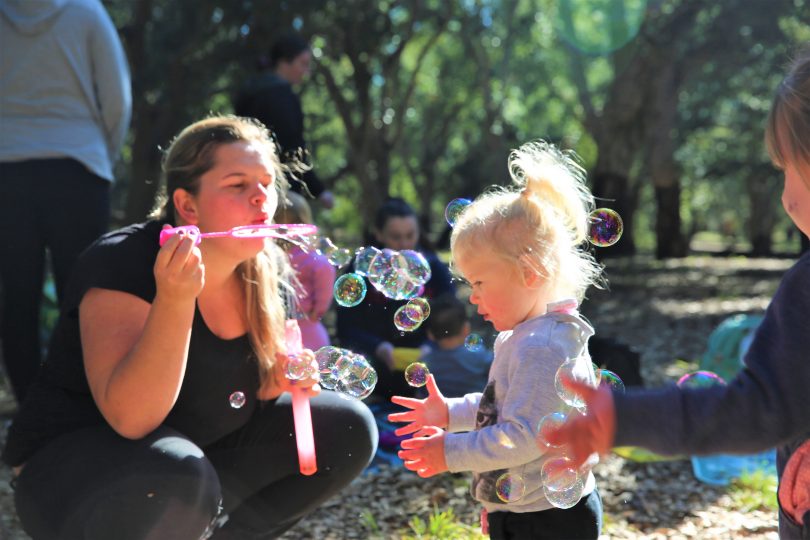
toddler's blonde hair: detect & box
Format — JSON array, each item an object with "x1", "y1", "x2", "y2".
[{"x1": 450, "y1": 140, "x2": 603, "y2": 300}]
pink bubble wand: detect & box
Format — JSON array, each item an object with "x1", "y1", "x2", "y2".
[
  {"x1": 158, "y1": 223, "x2": 318, "y2": 246},
  {"x1": 285, "y1": 320, "x2": 318, "y2": 476}
]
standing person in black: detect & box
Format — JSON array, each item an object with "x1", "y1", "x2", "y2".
[
  {"x1": 2, "y1": 115, "x2": 376, "y2": 540},
  {"x1": 235, "y1": 33, "x2": 334, "y2": 209}
]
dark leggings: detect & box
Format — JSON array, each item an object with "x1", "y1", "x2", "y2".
[
  {"x1": 0, "y1": 158, "x2": 110, "y2": 403},
  {"x1": 13, "y1": 392, "x2": 377, "y2": 540},
  {"x1": 487, "y1": 489, "x2": 603, "y2": 540}
]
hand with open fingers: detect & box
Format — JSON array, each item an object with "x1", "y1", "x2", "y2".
[
  {"x1": 153, "y1": 224, "x2": 205, "y2": 303},
  {"x1": 398, "y1": 426, "x2": 448, "y2": 478},
  {"x1": 544, "y1": 376, "x2": 616, "y2": 467},
  {"x1": 388, "y1": 374, "x2": 449, "y2": 436}
]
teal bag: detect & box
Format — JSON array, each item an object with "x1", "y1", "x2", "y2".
[{"x1": 699, "y1": 313, "x2": 764, "y2": 382}]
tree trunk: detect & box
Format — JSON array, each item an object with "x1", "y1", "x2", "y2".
[{"x1": 654, "y1": 184, "x2": 687, "y2": 258}]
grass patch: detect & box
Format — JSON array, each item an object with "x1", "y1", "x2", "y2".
[
  {"x1": 400, "y1": 507, "x2": 486, "y2": 540},
  {"x1": 728, "y1": 469, "x2": 778, "y2": 512}
]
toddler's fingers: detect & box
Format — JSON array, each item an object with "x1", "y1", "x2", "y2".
[
  {"x1": 402, "y1": 460, "x2": 424, "y2": 473},
  {"x1": 387, "y1": 410, "x2": 413, "y2": 423},
  {"x1": 561, "y1": 376, "x2": 599, "y2": 402},
  {"x1": 425, "y1": 374, "x2": 442, "y2": 396},
  {"x1": 400, "y1": 436, "x2": 426, "y2": 450},
  {"x1": 394, "y1": 423, "x2": 420, "y2": 437},
  {"x1": 417, "y1": 467, "x2": 438, "y2": 478},
  {"x1": 391, "y1": 396, "x2": 421, "y2": 408}
]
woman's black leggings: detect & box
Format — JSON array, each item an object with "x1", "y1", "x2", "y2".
[{"x1": 13, "y1": 391, "x2": 377, "y2": 540}]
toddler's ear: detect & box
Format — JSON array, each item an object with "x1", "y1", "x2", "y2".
[{"x1": 519, "y1": 256, "x2": 543, "y2": 288}]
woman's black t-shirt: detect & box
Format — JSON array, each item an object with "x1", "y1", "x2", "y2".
[{"x1": 2, "y1": 221, "x2": 262, "y2": 466}]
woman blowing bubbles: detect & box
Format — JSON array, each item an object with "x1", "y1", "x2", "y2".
[{"x1": 2, "y1": 116, "x2": 376, "y2": 540}]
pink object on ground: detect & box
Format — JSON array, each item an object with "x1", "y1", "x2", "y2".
[
  {"x1": 285, "y1": 320, "x2": 317, "y2": 476},
  {"x1": 779, "y1": 439, "x2": 810, "y2": 526},
  {"x1": 158, "y1": 223, "x2": 317, "y2": 246}
]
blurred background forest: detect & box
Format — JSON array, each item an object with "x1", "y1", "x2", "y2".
[{"x1": 105, "y1": 0, "x2": 810, "y2": 258}]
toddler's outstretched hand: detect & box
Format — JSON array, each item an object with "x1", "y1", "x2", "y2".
[
  {"x1": 544, "y1": 377, "x2": 616, "y2": 467},
  {"x1": 388, "y1": 374, "x2": 448, "y2": 436},
  {"x1": 398, "y1": 426, "x2": 448, "y2": 478}
]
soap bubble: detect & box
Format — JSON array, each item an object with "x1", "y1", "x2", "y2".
[
  {"x1": 229, "y1": 391, "x2": 246, "y2": 409},
  {"x1": 333, "y1": 273, "x2": 367, "y2": 308},
  {"x1": 554, "y1": 357, "x2": 598, "y2": 408},
  {"x1": 541, "y1": 456, "x2": 580, "y2": 491},
  {"x1": 407, "y1": 297, "x2": 431, "y2": 319},
  {"x1": 536, "y1": 411, "x2": 568, "y2": 449},
  {"x1": 336, "y1": 354, "x2": 377, "y2": 400},
  {"x1": 354, "y1": 246, "x2": 381, "y2": 276},
  {"x1": 445, "y1": 198, "x2": 472, "y2": 227},
  {"x1": 404, "y1": 362, "x2": 430, "y2": 387},
  {"x1": 464, "y1": 333, "x2": 485, "y2": 352},
  {"x1": 327, "y1": 247, "x2": 353, "y2": 269},
  {"x1": 400, "y1": 250, "x2": 432, "y2": 285},
  {"x1": 495, "y1": 473, "x2": 526, "y2": 503},
  {"x1": 552, "y1": 0, "x2": 647, "y2": 56},
  {"x1": 394, "y1": 304, "x2": 423, "y2": 332},
  {"x1": 543, "y1": 476, "x2": 585, "y2": 509},
  {"x1": 677, "y1": 370, "x2": 726, "y2": 389},
  {"x1": 588, "y1": 208, "x2": 623, "y2": 247},
  {"x1": 285, "y1": 354, "x2": 319, "y2": 381},
  {"x1": 314, "y1": 346, "x2": 348, "y2": 390},
  {"x1": 597, "y1": 369, "x2": 625, "y2": 393}
]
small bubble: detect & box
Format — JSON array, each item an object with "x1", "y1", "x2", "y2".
[
  {"x1": 464, "y1": 333, "x2": 484, "y2": 352},
  {"x1": 229, "y1": 391, "x2": 246, "y2": 409},
  {"x1": 588, "y1": 208, "x2": 623, "y2": 247},
  {"x1": 445, "y1": 198, "x2": 472, "y2": 227},
  {"x1": 404, "y1": 362, "x2": 430, "y2": 387}
]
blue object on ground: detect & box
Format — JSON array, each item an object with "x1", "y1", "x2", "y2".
[{"x1": 691, "y1": 448, "x2": 776, "y2": 486}]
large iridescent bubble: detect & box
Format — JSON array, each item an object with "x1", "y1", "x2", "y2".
[
  {"x1": 333, "y1": 273, "x2": 367, "y2": 308},
  {"x1": 588, "y1": 208, "x2": 623, "y2": 247},
  {"x1": 404, "y1": 362, "x2": 430, "y2": 387},
  {"x1": 554, "y1": 356, "x2": 598, "y2": 408},
  {"x1": 336, "y1": 354, "x2": 378, "y2": 400},
  {"x1": 495, "y1": 473, "x2": 526, "y2": 503},
  {"x1": 536, "y1": 411, "x2": 568, "y2": 449},
  {"x1": 354, "y1": 246, "x2": 381, "y2": 277}
]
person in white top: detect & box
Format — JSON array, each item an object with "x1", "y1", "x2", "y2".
[
  {"x1": 0, "y1": 0, "x2": 131, "y2": 403},
  {"x1": 390, "y1": 140, "x2": 605, "y2": 539}
]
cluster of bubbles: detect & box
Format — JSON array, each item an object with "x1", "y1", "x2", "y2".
[
  {"x1": 493, "y1": 355, "x2": 627, "y2": 507},
  {"x1": 394, "y1": 297, "x2": 431, "y2": 333},
  {"x1": 314, "y1": 346, "x2": 378, "y2": 400}
]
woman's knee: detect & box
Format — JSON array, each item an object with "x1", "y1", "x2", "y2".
[{"x1": 313, "y1": 393, "x2": 378, "y2": 469}]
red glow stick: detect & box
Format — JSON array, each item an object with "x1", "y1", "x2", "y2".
[
  {"x1": 285, "y1": 320, "x2": 317, "y2": 476},
  {"x1": 158, "y1": 223, "x2": 317, "y2": 246}
]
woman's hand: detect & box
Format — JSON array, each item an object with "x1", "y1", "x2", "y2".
[
  {"x1": 398, "y1": 426, "x2": 448, "y2": 478},
  {"x1": 261, "y1": 349, "x2": 322, "y2": 400},
  {"x1": 154, "y1": 225, "x2": 204, "y2": 303},
  {"x1": 389, "y1": 374, "x2": 449, "y2": 435}
]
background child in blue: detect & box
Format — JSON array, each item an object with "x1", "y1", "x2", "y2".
[
  {"x1": 548, "y1": 48, "x2": 810, "y2": 540},
  {"x1": 389, "y1": 141, "x2": 604, "y2": 539},
  {"x1": 419, "y1": 293, "x2": 492, "y2": 399}
]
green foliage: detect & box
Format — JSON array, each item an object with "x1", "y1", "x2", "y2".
[
  {"x1": 401, "y1": 507, "x2": 487, "y2": 540},
  {"x1": 728, "y1": 469, "x2": 778, "y2": 512}
]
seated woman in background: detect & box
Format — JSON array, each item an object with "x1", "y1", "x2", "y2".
[
  {"x1": 275, "y1": 191, "x2": 336, "y2": 350},
  {"x1": 336, "y1": 197, "x2": 454, "y2": 400},
  {"x1": 2, "y1": 115, "x2": 376, "y2": 540}
]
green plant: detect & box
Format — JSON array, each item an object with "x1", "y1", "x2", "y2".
[
  {"x1": 360, "y1": 509, "x2": 382, "y2": 536},
  {"x1": 728, "y1": 469, "x2": 778, "y2": 512},
  {"x1": 401, "y1": 506, "x2": 486, "y2": 540}
]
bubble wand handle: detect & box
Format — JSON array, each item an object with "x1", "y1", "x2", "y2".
[
  {"x1": 286, "y1": 320, "x2": 317, "y2": 476},
  {"x1": 158, "y1": 223, "x2": 318, "y2": 246}
]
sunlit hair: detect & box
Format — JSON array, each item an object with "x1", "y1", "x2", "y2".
[
  {"x1": 450, "y1": 140, "x2": 603, "y2": 301},
  {"x1": 766, "y1": 46, "x2": 810, "y2": 186},
  {"x1": 151, "y1": 115, "x2": 294, "y2": 398}
]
